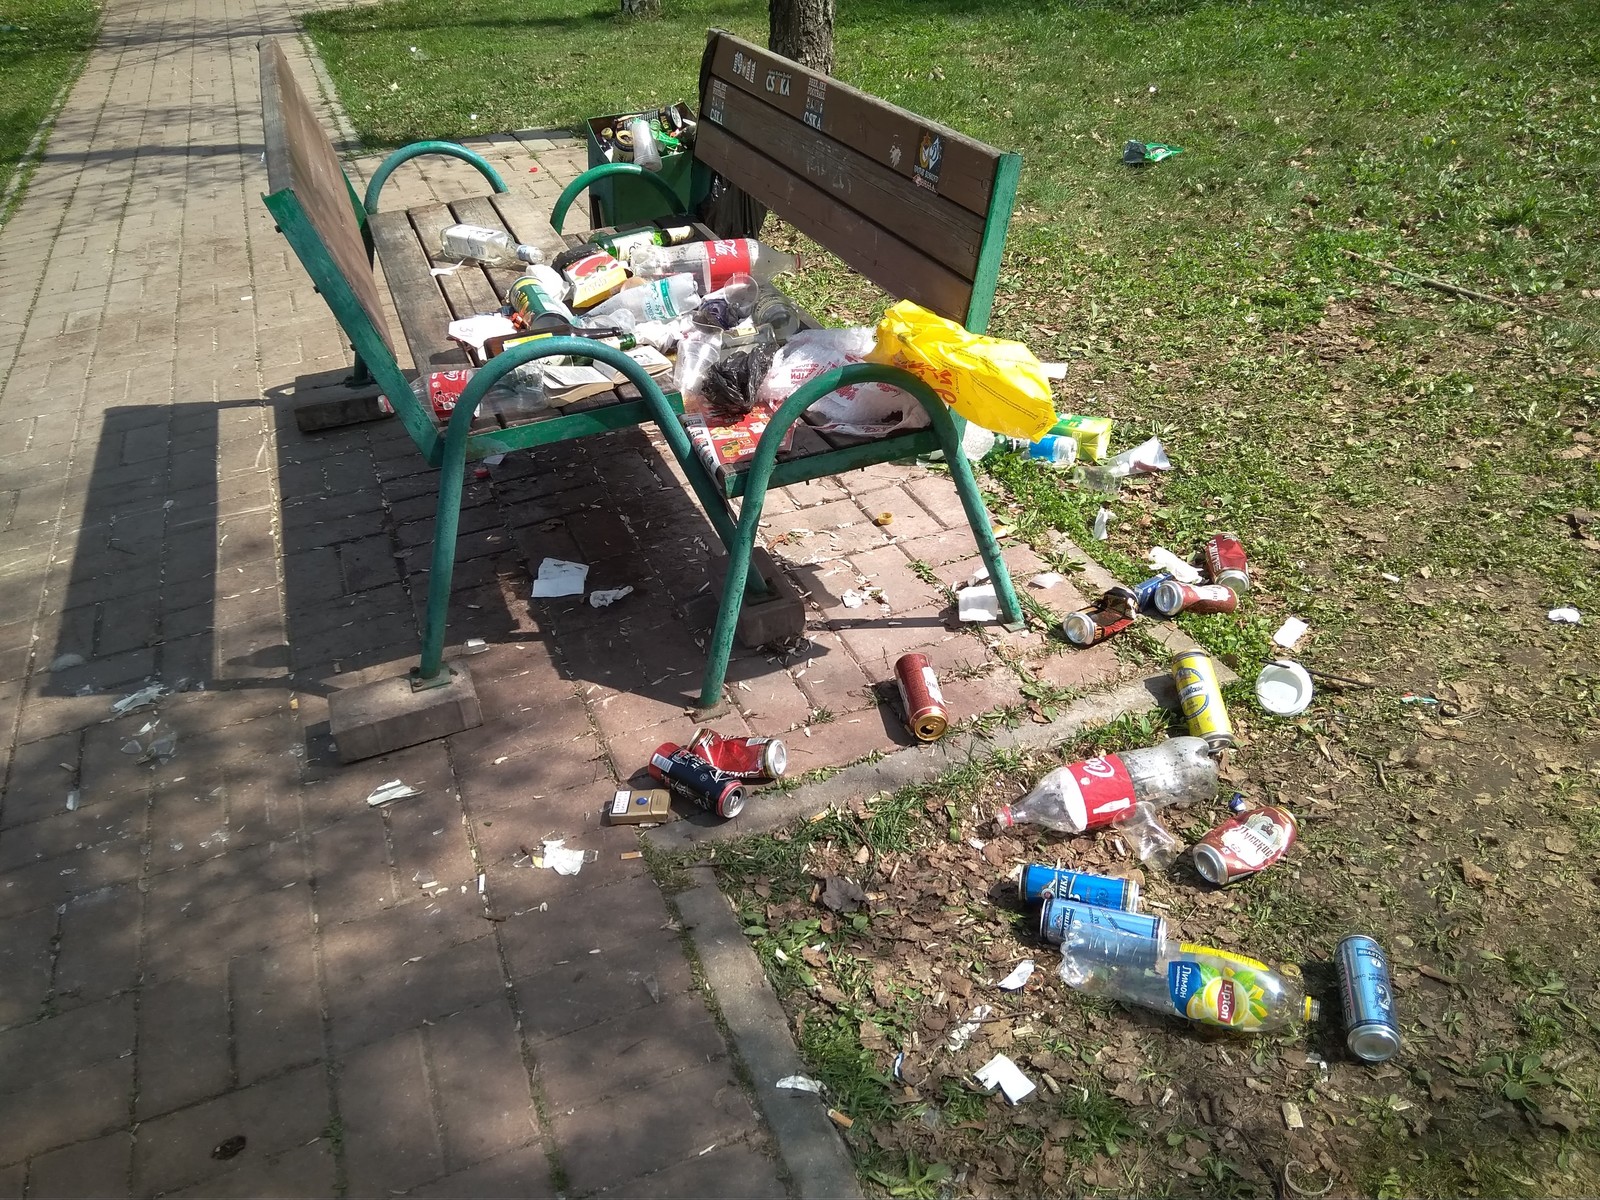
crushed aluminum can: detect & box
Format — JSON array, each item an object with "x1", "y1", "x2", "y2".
[
  {"x1": 1203, "y1": 532, "x2": 1250, "y2": 593},
  {"x1": 648, "y1": 744, "x2": 746, "y2": 818},
  {"x1": 688, "y1": 728, "x2": 787, "y2": 781}
]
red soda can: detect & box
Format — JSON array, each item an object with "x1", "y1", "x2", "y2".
[
  {"x1": 1203, "y1": 533, "x2": 1250, "y2": 593},
  {"x1": 687, "y1": 728, "x2": 787, "y2": 781},
  {"x1": 1152, "y1": 580, "x2": 1239, "y2": 616},
  {"x1": 648, "y1": 744, "x2": 746, "y2": 818},
  {"x1": 893, "y1": 652, "x2": 948, "y2": 742}
]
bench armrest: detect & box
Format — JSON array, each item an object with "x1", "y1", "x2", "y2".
[
  {"x1": 363, "y1": 140, "x2": 508, "y2": 214},
  {"x1": 550, "y1": 163, "x2": 686, "y2": 234}
]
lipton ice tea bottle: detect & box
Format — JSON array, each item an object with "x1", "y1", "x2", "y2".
[{"x1": 1059, "y1": 926, "x2": 1320, "y2": 1033}]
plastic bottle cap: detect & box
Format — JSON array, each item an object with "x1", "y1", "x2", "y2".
[{"x1": 1255, "y1": 660, "x2": 1314, "y2": 716}]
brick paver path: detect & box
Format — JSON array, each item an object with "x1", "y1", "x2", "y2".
[{"x1": 0, "y1": 0, "x2": 1129, "y2": 1194}]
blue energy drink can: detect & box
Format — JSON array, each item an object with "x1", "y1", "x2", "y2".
[
  {"x1": 1131, "y1": 575, "x2": 1172, "y2": 613},
  {"x1": 1039, "y1": 899, "x2": 1166, "y2": 959},
  {"x1": 1336, "y1": 935, "x2": 1400, "y2": 1062},
  {"x1": 1020, "y1": 865, "x2": 1141, "y2": 911}
]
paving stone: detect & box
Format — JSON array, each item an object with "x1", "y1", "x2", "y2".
[
  {"x1": 784, "y1": 706, "x2": 911, "y2": 773},
  {"x1": 427, "y1": 1000, "x2": 537, "y2": 1169},
  {"x1": 0, "y1": 993, "x2": 135, "y2": 1095},
  {"x1": 326, "y1": 929, "x2": 506, "y2": 1055},
  {"x1": 531, "y1": 988, "x2": 730, "y2": 1111},
  {"x1": 166, "y1": 1141, "x2": 337, "y2": 1199},
  {"x1": 24, "y1": 1129, "x2": 134, "y2": 1199},
  {"x1": 143, "y1": 882, "x2": 312, "y2": 981},
  {"x1": 616, "y1": 1139, "x2": 787, "y2": 1199},
  {"x1": 514, "y1": 931, "x2": 694, "y2": 1045},
  {"x1": 0, "y1": 903, "x2": 57, "y2": 1026},
  {"x1": 231, "y1": 941, "x2": 323, "y2": 1085},
  {"x1": 0, "y1": 1056, "x2": 132, "y2": 1166},
  {"x1": 53, "y1": 881, "x2": 141, "y2": 1009},
  {"x1": 404, "y1": 1141, "x2": 554, "y2": 1199},
  {"x1": 549, "y1": 1062, "x2": 761, "y2": 1194},
  {"x1": 337, "y1": 1029, "x2": 445, "y2": 1196},
  {"x1": 133, "y1": 1065, "x2": 329, "y2": 1196},
  {"x1": 136, "y1": 966, "x2": 232, "y2": 1118}
]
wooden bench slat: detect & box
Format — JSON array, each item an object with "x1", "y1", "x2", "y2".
[
  {"x1": 486, "y1": 191, "x2": 572, "y2": 265},
  {"x1": 708, "y1": 89, "x2": 986, "y2": 282},
  {"x1": 447, "y1": 194, "x2": 528, "y2": 304},
  {"x1": 261, "y1": 41, "x2": 396, "y2": 356},
  {"x1": 367, "y1": 210, "x2": 471, "y2": 373},
  {"x1": 704, "y1": 32, "x2": 1000, "y2": 219},
  {"x1": 696, "y1": 122, "x2": 974, "y2": 324},
  {"x1": 406, "y1": 201, "x2": 502, "y2": 319}
]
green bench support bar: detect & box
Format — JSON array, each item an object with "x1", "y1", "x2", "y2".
[
  {"x1": 694, "y1": 363, "x2": 1024, "y2": 708},
  {"x1": 364, "y1": 140, "x2": 508, "y2": 215},
  {"x1": 550, "y1": 163, "x2": 687, "y2": 235}
]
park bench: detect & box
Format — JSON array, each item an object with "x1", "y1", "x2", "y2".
[{"x1": 258, "y1": 31, "x2": 1026, "y2": 760}]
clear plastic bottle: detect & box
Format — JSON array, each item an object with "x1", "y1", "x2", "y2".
[
  {"x1": 583, "y1": 273, "x2": 700, "y2": 321},
  {"x1": 1059, "y1": 925, "x2": 1320, "y2": 1033},
  {"x1": 440, "y1": 223, "x2": 546, "y2": 267},
  {"x1": 629, "y1": 239, "x2": 800, "y2": 291},
  {"x1": 994, "y1": 737, "x2": 1217, "y2": 834},
  {"x1": 1000, "y1": 433, "x2": 1079, "y2": 467},
  {"x1": 693, "y1": 274, "x2": 760, "y2": 329},
  {"x1": 627, "y1": 116, "x2": 663, "y2": 172}
]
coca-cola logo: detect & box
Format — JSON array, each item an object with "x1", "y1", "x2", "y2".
[{"x1": 1076, "y1": 756, "x2": 1118, "y2": 784}]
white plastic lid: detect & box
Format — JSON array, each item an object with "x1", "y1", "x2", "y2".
[{"x1": 1256, "y1": 660, "x2": 1314, "y2": 716}]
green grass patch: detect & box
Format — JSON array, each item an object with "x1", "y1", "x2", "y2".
[{"x1": 0, "y1": 0, "x2": 98, "y2": 220}]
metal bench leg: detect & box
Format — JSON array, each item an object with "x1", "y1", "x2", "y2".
[
  {"x1": 940, "y1": 425, "x2": 1024, "y2": 630},
  {"x1": 411, "y1": 441, "x2": 468, "y2": 690},
  {"x1": 699, "y1": 493, "x2": 762, "y2": 709}
]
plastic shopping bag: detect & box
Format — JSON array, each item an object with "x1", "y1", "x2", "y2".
[
  {"x1": 757, "y1": 327, "x2": 930, "y2": 435},
  {"x1": 866, "y1": 301, "x2": 1055, "y2": 440}
]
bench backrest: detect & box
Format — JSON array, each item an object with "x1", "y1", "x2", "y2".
[{"x1": 695, "y1": 30, "x2": 1019, "y2": 334}]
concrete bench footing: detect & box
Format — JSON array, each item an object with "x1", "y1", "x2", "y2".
[{"x1": 328, "y1": 666, "x2": 482, "y2": 762}]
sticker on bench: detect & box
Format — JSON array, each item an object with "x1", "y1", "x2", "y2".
[
  {"x1": 804, "y1": 77, "x2": 826, "y2": 131},
  {"x1": 708, "y1": 78, "x2": 728, "y2": 125},
  {"x1": 914, "y1": 132, "x2": 943, "y2": 193}
]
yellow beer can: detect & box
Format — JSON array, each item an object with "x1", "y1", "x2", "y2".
[{"x1": 1171, "y1": 650, "x2": 1234, "y2": 751}]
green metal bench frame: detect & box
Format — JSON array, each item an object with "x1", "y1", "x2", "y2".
[{"x1": 259, "y1": 35, "x2": 1023, "y2": 713}]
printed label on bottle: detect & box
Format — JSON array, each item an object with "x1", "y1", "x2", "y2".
[
  {"x1": 1168, "y1": 944, "x2": 1274, "y2": 1029},
  {"x1": 1070, "y1": 754, "x2": 1136, "y2": 830},
  {"x1": 704, "y1": 239, "x2": 753, "y2": 288},
  {"x1": 640, "y1": 279, "x2": 680, "y2": 322}
]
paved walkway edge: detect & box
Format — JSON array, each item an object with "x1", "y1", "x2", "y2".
[{"x1": 676, "y1": 878, "x2": 865, "y2": 1200}]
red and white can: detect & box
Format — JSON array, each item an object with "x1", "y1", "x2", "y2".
[
  {"x1": 1203, "y1": 533, "x2": 1250, "y2": 593},
  {"x1": 894, "y1": 652, "x2": 948, "y2": 741},
  {"x1": 1153, "y1": 580, "x2": 1239, "y2": 616},
  {"x1": 687, "y1": 728, "x2": 787, "y2": 781},
  {"x1": 1193, "y1": 805, "x2": 1297, "y2": 884}
]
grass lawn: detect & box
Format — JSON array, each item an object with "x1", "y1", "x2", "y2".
[
  {"x1": 0, "y1": 0, "x2": 99, "y2": 223},
  {"x1": 311, "y1": 1, "x2": 1600, "y2": 1196}
]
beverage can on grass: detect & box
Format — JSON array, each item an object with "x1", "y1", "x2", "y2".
[
  {"x1": 1153, "y1": 580, "x2": 1239, "y2": 617},
  {"x1": 1336, "y1": 934, "x2": 1401, "y2": 1063},
  {"x1": 1040, "y1": 898, "x2": 1166, "y2": 950},
  {"x1": 1020, "y1": 865, "x2": 1141, "y2": 911},
  {"x1": 1171, "y1": 650, "x2": 1234, "y2": 751},
  {"x1": 1204, "y1": 533, "x2": 1250, "y2": 593},
  {"x1": 1193, "y1": 805, "x2": 1298, "y2": 884}
]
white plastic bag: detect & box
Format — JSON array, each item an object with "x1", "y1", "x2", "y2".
[{"x1": 757, "y1": 328, "x2": 930, "y2": 435}]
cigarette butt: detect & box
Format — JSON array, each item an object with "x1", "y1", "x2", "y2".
[
  {"x1": 827, "y1": 1108, "x2": 854, "y2": 1130},
  {"x1": 620, "y1": 851, "x2": 643, "y2": 860}
]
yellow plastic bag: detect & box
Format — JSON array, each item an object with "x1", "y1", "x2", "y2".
[{"x1": 866, "y1": 301, "x2": 1056, "y2": 441}]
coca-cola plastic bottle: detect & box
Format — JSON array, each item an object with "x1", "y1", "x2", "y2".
[
  {"x1": 628, "y1": 239, "x2": 800, "y2": 291},
  {"x1": 994, "y1": 737, "x2": 1217, "y2": 834}
]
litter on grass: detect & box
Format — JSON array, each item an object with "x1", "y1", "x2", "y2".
[
  {"x1": 975, "y1": 1053, "x2": 1036, "y2": 1104},
  {"x1": 997, "y1": 960, "x2": 1036, "y2": 991},
  {"x1": 1273, "y1": 616, "x2": 1310, "y2": 649},
  {"x1": 947, "y1": 1003, "x2": 994, "y2": 1051},
  {"x1": 1548, "y1": 606, "x2": 1582, "y2": 625},
  {"x1": 1147, "y1": 547, "x2": 1202, "y2": 583},
  {"x1": 366, "y1": 780, "x2": 422, "y2": 807}
]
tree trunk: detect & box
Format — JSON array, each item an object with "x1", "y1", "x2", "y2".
[{"x1": 769, "y1": 0, "x2": 835, "y2": 75}]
